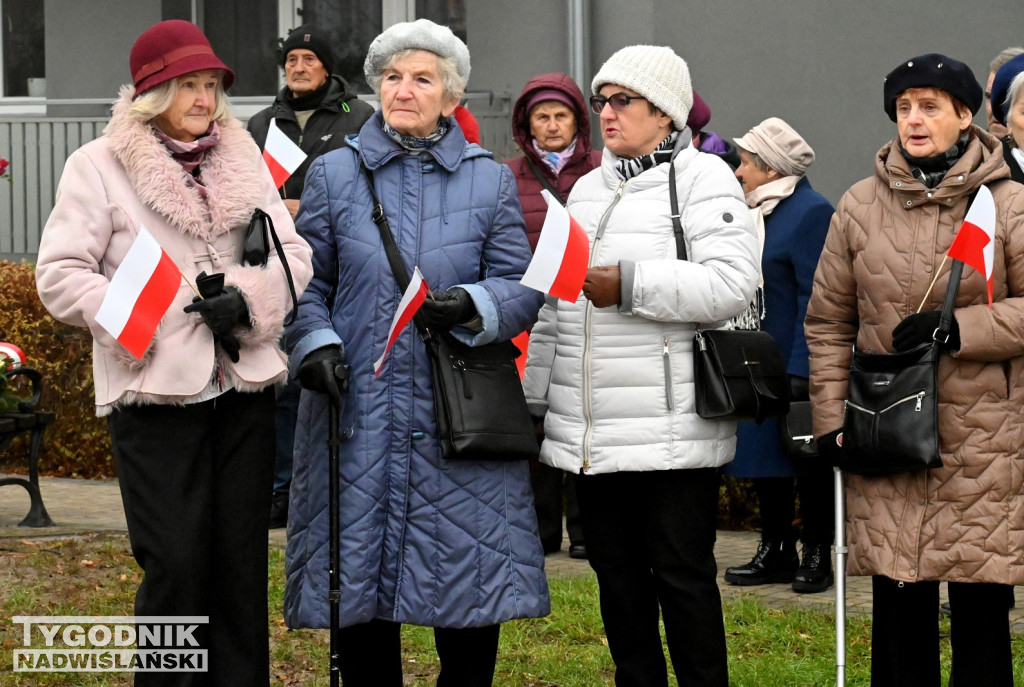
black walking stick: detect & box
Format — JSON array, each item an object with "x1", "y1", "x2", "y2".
[{"x1": 328, "y1": 361, "x2": 351, "y2": 687}]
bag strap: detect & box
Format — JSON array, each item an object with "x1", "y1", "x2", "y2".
[
  {"x1": 523, "y1": 155, "x2": 567, "y2": 206},
  {"x1": 251, "y1": 208, "x2": 300, "y2": 326},
  {"x1": 668, "y1": 157, "x2": 687, "y2": 261}
]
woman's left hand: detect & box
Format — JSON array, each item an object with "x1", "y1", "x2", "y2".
[{"x1": 582, "y1": 266, "x2": 621, "y2": 307}]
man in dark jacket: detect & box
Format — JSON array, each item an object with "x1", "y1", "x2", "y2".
[
  {"x1": 247, "y1": 25, "x2": 373, "y2": 529},
  {"x1": 506, "y1": 73, "x2": 600, "y2": 558}
]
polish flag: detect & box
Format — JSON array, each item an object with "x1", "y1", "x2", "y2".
[
  {"x1": 95, "y1": 226, "x2": 181, "y2": 359},
  {"x1": 262, "y1": 118, "x2": 306, "y2": 189},
  {"x1": 374, "y1": 266, "x2": 429, "y2": 377},
  {"x1": 947, "y1": 184, "x2": 996, "y2": 307},
  {"x1": 520, "y1": 190, "x2": 590, "y2": 301}
]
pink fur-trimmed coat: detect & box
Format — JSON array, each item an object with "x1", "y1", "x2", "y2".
[{"x1": 36, "y1": 86, "x2": 313, "y2": 413}]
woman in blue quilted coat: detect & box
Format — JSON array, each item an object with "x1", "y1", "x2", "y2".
[{"x1": 283, "y1": 19, "x2": 548, "y2": 687}]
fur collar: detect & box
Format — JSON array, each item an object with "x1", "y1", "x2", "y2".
[{"x1": 104, "y1": 85, "x2": 263, "y2": 242}]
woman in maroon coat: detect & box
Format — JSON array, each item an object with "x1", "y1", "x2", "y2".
[{"x1": 506, "y1": 73, "x2": 601, "y2": 557}]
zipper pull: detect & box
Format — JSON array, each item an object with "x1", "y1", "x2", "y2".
[
  {"x1": 695, "y1": 331, "x2": 706, "y2": 352},
  {"x1": 452, "y1": 357, "x2": 471, "y2": 399},
  {"x1": 663, "y1": 337, "x2": 669, "y2": 356},
  {"x1": 915, "y1": 391, "x2": 925, "y2": 411}
]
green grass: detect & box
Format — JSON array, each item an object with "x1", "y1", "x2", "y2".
[{"x1": 2, "y1": 534, "x2": 1023, "y2": 685}]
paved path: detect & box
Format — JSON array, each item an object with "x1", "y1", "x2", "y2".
[{"x1": 4, "y1": 474, "x2": 1023, "y2": 633}]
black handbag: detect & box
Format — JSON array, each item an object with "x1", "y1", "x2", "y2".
[
  {"x1": 780, "y1": 400, "x2": 818, "y2": 459},
  {"x1": 666, "y1": 155, "x2": 789, "y2": 424},
  {"x1": 355, "y1": 155, "x2": 539, "y2": 462},
  {"x1": 242, "y1": 208, "x2": 300, "y2": 325},
  {"x1": 839, "y1": 261, "x2": 961, "y2": 476}
]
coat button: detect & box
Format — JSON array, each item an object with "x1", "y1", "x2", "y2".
[
  {"x1": 723, "y1": 212, "x2": 733, "y2": 223},
  {"x1": 924, "y1": 264, "x2": 933, "y2": 273},
  {"x1": 957, "y1": 175, "x2": 964, "y2": 181},
  {"x1": 906, "y1": 200, "x2": 913, "y2": 206},
  {"x1": 910, "y1": 569, "x2": 917, "y2": 577},
  {"x1": 895, "y1": 181, "x2": 902, "y2": 187},
  {"x1": 412, "y1": 431, "x2": 426, "y2": 440},
  {"x1": 926, "y1": 192, "x2": 933, "y2": 198}
]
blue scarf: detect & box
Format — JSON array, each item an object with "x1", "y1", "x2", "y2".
[{"x1": 383, "y1": 118, "x2": 450, "y2": 150}]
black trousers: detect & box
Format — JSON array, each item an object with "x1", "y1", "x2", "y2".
[
  {"x1": 575, "y1": 468, "x2": 728, "y2": 687},
  {"x1": 109, "y1": 388, "x2": 276, "y2": 686},
  {"x1": 754, "y1": 457, "x2": 834, "y2": 545},
  {"x1": 531, "y1": 461, "x2": 583, "y2": 551},
  {"x1": 336, "y1": 619, "x2": 500, "y2": 687},
  {"x1": 871, "y1": 576, "x2": 1013, "y2": 687}
]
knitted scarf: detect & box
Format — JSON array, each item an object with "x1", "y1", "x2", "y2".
[
  {"x1": 899, "y1": 132, "x2": 970, "y2": 188},
  {"x1": 614, "y1": 132, "x2": 678, "y2": 180},
  {"x1": 383, "y1": 117, "x2": 450, "y2": 150}
]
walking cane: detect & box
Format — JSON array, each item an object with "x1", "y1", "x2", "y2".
[
  {"x1": 834, "y1": 466, "x2": 847, "y2": 687},
  {"x1": 328, "y1": 362, "x2": 351, "y2": 687}
]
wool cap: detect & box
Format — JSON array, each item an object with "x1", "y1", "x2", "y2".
[
  {"x1": 991, "y1": 53, "x2": 1024, "y2": 126},
  {"x1": 130, "y1": 20, "x2": 235, "y2": 96},
  {"x1": 734, "y1": 117, "x2": 815, "y2": 177},
  {"x1": 883, "y1": 53, "x2": 982, "y2": 122},
  {"x1": 524, "y1": 89, "x2": 576, "y2": 118},
  {"x1": 592, "y1": 45, "x2": 692, "y2": 130},
  {"x1": 687, "y1": 91, "x2": 711, "y2": 134},
  {"x1": 281, "y1": 24, "x2": 335, "y2": 75},
  {"x1": 364, "y1": 19, "x2": 470, "y2": 90}
]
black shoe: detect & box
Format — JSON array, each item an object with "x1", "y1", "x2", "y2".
[
  {"x1": 724, "y1": 538, "x2": 798, "y2": 586},
  {"x1": 568, "y1": 543, "x2": 588, "y2": 560},
  {"x1": 792, "y1": 543, "x2": 834, "y2": 594},
  {"x1": 269, "y1": 493, "x2": 288, "y2": 530}
]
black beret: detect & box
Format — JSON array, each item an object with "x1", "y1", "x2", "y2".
[
  {"x1": 281, "y1": 24, "x2": 334, "y2": 75},
  {"x1": 883, "y1": 53, "x2": 982, "y2": 122},
  {"x1": 991, "y1": 53, "x2": 1024, "y2": 126}
]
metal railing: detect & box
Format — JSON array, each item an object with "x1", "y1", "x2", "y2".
[{"x1": 0, "y1": 93, "x2": 514, "y2": 262}]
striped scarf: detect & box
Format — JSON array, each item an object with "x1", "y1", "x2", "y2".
[{"x1": 614, "y1": 132, "x2": 678, "y2": 180}]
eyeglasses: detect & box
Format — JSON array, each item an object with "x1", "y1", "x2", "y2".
[{"x1": 589, "y1": 93, "x2": 648, "y2": 114}]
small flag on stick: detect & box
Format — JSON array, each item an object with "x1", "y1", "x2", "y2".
[
  {"x1": 947, "y1": 184, "x2": 996, "y2": 307},
  {"x1": 262, "y1": 118, "x2": 306, "y2": 189},
  {"x1": 95, "y1": 226, "x2": 181, "y2": 359},
  {"x1": 520, "y1": 190, "x2": 590, "y2": 301},
  {"x1": 374, "y1": 267, "x2": 429, "y2": 377}
]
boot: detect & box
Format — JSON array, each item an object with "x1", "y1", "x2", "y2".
[
  {"x1": 724, "y1": 538, "x2": 798, "y2": 586},
  {"x1": 791, "y1": 543, "x2": 834, "y2": 594}
]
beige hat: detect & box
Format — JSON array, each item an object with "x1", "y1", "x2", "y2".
[{"x1": 734, "y1": 117, "x2": 815, "y2": 177}]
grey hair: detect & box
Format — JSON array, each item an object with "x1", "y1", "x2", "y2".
[
  {"x1": 740, "y1": 148, "x2": 773, "y2": 174},
  {"x1": 367, "y1": 48, "x2": 465, "y2": 104},
  {"x1": 990, "y1": 47, "x2": 1024, "y2": 75},
  {"x1": 1005, "y1": 71, "x2": 1024, "y2": 122},
  {"x1": 128, "y1": 73, "x2": 231, "y2": 124}
]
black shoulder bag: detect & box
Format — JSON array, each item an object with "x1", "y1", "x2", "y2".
[
  {"x1": 668, "y1": 156, "x2": 789, "y2": 424},
  {"x1": 242, "y1": 208, "x2": 300, "y2": 325},
  {"x1": 839, "y1": 261, "x2": 961, "y2": 476},
  {"x1": 353, "y1": 153, "x2": 538, "y2": 462}
]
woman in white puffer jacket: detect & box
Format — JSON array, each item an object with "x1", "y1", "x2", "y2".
[{"x1": 522, "y1": 44, "x2": 757, "y2": 687}]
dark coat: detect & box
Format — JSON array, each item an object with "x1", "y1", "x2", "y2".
[
  {"x1": 725, "y1": 176, "x2": 833, "y2": 478},
  {"x1": 1003, "y1": 137, "x2": 1024, "y2": 183},
  {"x1": 283, "y1": 111, "x2": 548, "y2": 629},
  {"x1": 246, "y1": 74, "x2": 374, "y2": 202},
  {"x1": 504, "y1": 73, "x2": 601, "y2": 250}
]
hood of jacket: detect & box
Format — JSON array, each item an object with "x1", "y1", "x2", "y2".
[
  {"x1": 512, "y1": 73, "x2": 593, "y2": 165},
  {"x1": 104, "y1": 85, "x2": 263, "y2": 243}
]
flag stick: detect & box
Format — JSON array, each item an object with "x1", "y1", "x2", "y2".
[
  {"x1": 916, "y1": 254, "x2": 950, "y2": 313},
  {"x1": 179, "y1": 268, "x2": 203, "y2": 300}
]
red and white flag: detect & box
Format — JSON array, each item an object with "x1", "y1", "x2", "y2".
[
  {"x1": 947, "y1": 184, "x2": 996, "y2": 307},
  {"x1": 520, "y1": 190, "x2": 589, "y2": 301},
  {"x1": 95, "y1": 226, "x2": 181, "y2": 359},
  {"x1": 374, "y1": 266, "x2": 429, "y2": 377},
  {"x1": 262, "y1": 118, "x2": 307, "y2": 189}
]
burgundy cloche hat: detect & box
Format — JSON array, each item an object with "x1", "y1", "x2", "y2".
[{"x1": 130, "y1": 20, "x2": 235, "y2": 96}]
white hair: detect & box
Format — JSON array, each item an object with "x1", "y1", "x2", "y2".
[
  {"x1": 1005, "y1": 71, "x2": 1024, "y2": 122},
  {"x1": 367, "y1": 48, "x2": 464, "y2": 105}
]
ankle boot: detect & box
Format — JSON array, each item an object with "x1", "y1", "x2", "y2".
[
  {"x1": 724, "y1": 538, "x2": 798, "y2": 586},
  {"x1": 791, "y1": 543, "x2": 834, "y2": 593}
]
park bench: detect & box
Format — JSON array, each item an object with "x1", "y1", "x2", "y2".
[{"x1": 0, "y1": 367, "x2": 54, "y2": 527}]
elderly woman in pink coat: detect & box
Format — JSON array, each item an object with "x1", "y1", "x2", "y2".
[{"x1": 34, "y1": 20, "x2": 311, "y2": 685}]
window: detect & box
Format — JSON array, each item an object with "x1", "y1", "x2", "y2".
[
  {"x1": 202, "y1": 0, "x2": 280, "y2": 97},
  {"x1": 299, "y1": 0, "x2": 383, "y2": 94},
  {"x1": 2, "y1": 1, "x2": 45, "y2": 97},
  {"x1": 415, "y1": 0, "x2": 465, "y2": 43}
]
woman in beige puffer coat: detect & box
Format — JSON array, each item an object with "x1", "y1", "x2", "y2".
[{"x1": 806, "y1": 53, "x2": 1024, "y2": 687}]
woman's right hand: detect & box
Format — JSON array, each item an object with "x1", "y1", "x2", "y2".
[{"x1": 296, "y1": 345, "x2": 346, "y2": 404}]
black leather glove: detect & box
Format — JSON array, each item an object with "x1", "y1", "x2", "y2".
[
  {"x1": 296, "y1": 346, "x2": 346, "y2": 404},
  {"x1": 891, "y1": 311, "x2": 960, "y2": 352},
  {"x1": 184, "y1": 287, "x2": 250, "y2": 337},
  {"x1": 789, "y1": 375, "x2": 809, "y2": 402},
  {"x1": 817, "y1": 429, "x2": 844, "y2": 467},
  {"x1": 419, "y1": 288, "x2": 476, "y2": 333}
]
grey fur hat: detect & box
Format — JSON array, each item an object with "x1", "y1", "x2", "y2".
[
  {"x1": 592, "y1": 45, "x2": 692, "y2": 130},
  {"x1": 363, "y1": 19, "x2": 470, "y2": 90}
]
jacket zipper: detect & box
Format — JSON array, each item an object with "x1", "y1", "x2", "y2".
[
  {"x1": 581, "y1": 180, "x2": 627, "y2": 473},
  {"x1": 662, "y1": 337, "x2": 674, "y2": 410},
  {"x1": 846, "y1": 391, "x2": 926, "y2": 415}
]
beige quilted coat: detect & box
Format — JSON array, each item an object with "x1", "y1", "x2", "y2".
[{"x1": 806, "y1": 127, "x2": 1024, "y2": 584}]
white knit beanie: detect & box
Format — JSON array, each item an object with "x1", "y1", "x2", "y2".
[
  {"x1": 591, "y1": 45, "x2": 692, "y2": 130},
  {"x1": 364, "y1": 19, "x2": 470, "y2": 92}
]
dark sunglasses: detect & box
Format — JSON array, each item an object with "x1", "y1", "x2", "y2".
[{"x1": 589, "y1": 92, "x2": 648, "y2": 114}]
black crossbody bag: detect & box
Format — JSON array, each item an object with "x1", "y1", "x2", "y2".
[
  {"x1": 242, "y1": 208, "x2": 300, "y2": 325},
  {"x1": 353, "y1": 154, "x2": 538, "y2": 462}
]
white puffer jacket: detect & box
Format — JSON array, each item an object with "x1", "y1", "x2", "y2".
[{"x1": 523, "y1": 144, "x2": 759, "y2": 475}]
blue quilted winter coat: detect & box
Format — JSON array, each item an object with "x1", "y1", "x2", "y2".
[{"x1": 284, "y1": 111, "x2": 550, "y2": 629}]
